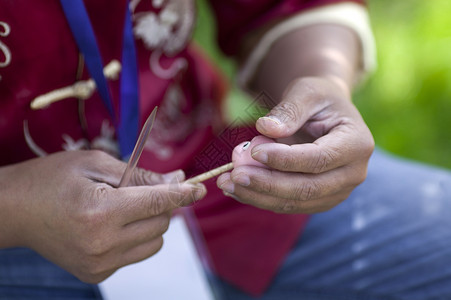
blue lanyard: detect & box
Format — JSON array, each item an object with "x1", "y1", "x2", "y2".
[{"x1": 60, "y1": 0, "x2": 139, "y2": 158}]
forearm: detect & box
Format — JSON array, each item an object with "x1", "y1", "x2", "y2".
[
  {"x1": 219, "y1": 22, "x2": 374, "y2": 214},
  {"x1": 246, "y1": 24, "x2": 361, "y2": 99},
  {"x1": 0, "y1": 163, "x2": 26, "y2": 248}
]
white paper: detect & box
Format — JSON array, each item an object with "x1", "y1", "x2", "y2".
[{"x1": 99, "y1": 216, "x2": 214, "y2": 300}]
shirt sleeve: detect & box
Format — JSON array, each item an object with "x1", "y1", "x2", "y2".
[{"x1": 207, "y1": 0, "x2": 376, "y2": 87}]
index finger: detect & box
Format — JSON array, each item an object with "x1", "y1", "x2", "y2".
[
  {"x1": 251, "y1": 124, "x2": 374, "y2": 174},
  {"x1": 107, "y1": 182, "x2": 206, "y2": 225}
]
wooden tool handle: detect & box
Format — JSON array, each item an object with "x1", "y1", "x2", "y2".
[{"x1": 185, "y1": 162, "x2": 233, "y2": 184}]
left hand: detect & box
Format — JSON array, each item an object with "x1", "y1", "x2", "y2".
[{"x1": 217, "y1": 76, "x2": 374, "y2": 214}]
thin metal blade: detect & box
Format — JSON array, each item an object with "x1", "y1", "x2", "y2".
[{"x1": 118, "y1": 106, "x2": 158, "y2": 187}]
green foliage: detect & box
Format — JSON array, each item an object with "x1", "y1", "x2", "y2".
[
  {"x1": 356, "y1": 0, "x2": 451, "y2": 169},
  {"x1": 194, "y1": 0, "x2": 451, "y2": 169}
]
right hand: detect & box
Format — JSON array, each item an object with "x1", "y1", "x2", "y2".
[
  {"x1": 218, "y1": 77, "x2": 374, "y2": 214},
  {"x1": 0, "y1": 150, "x2": 205, "y2": 283}
]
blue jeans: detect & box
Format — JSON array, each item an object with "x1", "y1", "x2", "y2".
[
  {"x1": 1, "y1": 149, "x2": 451, "y2": 299},
  {"x1": 0, "y1": 248, "x2": 102, "y2": 300},
  {"x1": 213, "y1": 149, "x2": 451, "y2": 300}
]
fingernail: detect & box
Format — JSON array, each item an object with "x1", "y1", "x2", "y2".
[
  {"x1": 251, "y1": 150, "x2": 268, "y2": 163},
  {"x1": 219, "y1": 180, "x2": 235, "y2": 194},
  {"x1": 223, "y1": 191, "x2": 240, "y2": 201},
  {"x1": 232, "y1": 173, "x2": 250, "y2": 187},
  {"x1": 259, "y1": 116, "x2": 281, "y2": 126}
]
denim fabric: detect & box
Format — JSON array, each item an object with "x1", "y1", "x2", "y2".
[
  {"x1": 213, "y1": 149, "x2": 451, "y2": 300},
  {"x1": 0, "y1": 248, "x2": 102, "y2": 300}
]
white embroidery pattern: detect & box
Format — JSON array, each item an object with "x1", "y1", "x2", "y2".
[
  {"x1": 130, "y1": 0, "x2": 195, "y2": 79},
  {"x1": 143, "y1": 83, "x2": 216, "y2": 160},
  {"x1": 91, "y1": 120, "x2": 120, "y2": 156},
  {"x1": 23, "y1": 120, "x2": 48, "y2": 157},
  {"x1": 152, "y1": 0, "x2": 164, "y2": 8},
  {"x1": 62, "y1": 134, "x2": 89, "y2": 151},
  {"x1": 144, "y1": 83, "x2": 186, "y2": 159},
  {"x1": 23, "y1": 119, "x2": 119, "y2": 158},
  {"x1": 0, "y1": 21, "x2": 12, "y2": 81},
  {"x1": 133, "y1": 9, "x2": 173, "y2": 50},
  {"x1": 61, "y1": 120, "x2": 119, "y2": 157}
]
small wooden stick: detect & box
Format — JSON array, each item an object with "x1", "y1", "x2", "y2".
[{"x1": 186, "y1": 162, "x2": 233, "y2": 184}]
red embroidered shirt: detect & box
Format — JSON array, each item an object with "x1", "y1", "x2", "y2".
[{"x1": 0, "y1": 0, "x2": 364, "y2": 295}]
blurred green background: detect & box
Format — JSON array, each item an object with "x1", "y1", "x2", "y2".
[{"x1": 194, "y1": 0, "x2": 451, "y2": 170}]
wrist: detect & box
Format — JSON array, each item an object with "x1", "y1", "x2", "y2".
[
  {"x1": 246, "y1": 24, "x2": 360, "y2": 101},
  {"x1": 0, "y1": 163, "x2": 31, "y2": 248},
  {"x1": 321, "y1": 74, "x2": 352, "y2": 99}
]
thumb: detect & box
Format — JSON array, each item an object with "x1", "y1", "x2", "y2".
[
  {"x1": 255, "y1": 78, "x2": 324, "y2": 139},
  {"x1": 255, "y1": 99, "x2": 305, "y2": 140}
]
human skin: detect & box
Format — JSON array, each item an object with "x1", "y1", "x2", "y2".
[
  {"x1": 0, "y1": 150, "x2": 206, "y2": 283},
  {"x1": 232, "y1": 136, "x2": 274, "y2": 169},
  {"x1": 217, "y1": 24, "x2": 375, "y2": 213}
]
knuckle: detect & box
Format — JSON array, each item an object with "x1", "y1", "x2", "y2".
[
  {"x1": 155, "y1": 236, "x2": 164, "y2": 252},
  {"x1": 280, "y1": 156, "x2": 293, "y2": 171},
  {"x1": 133, "y1": 168, "x2": 152, "y2": 186},
  {"x1": 145, "y1": 237, "x2": 165, "y2": 258},
  {"x1": 275, "y1": 151, "x2": 296, "y2": 171},
  {"x1": 253, "y1": 174, "x2": 274, "y2": 195},
  {"x1": 79, "y1": 187, "x2": 110, "y2": 226},
  {"x1": 277, "y1": 200, "x2": 299, "y2": 214},
  {"x1": 363, "y1": 136, "x2": 375, "y2": 156},
  {"x1": 134, "y1": 169, "x2": 168, "y2": 186},
  {"x1": 310, "y1": 149, "x2": 334, "y2": 173},
  {"x1": 355, "y1": 129, "x2": 375, "y2": 158},
  {"x1": 234, "y1": 194, "x2": 250, "y2": 204},
  {"x1": 356, "y1": 170, "x2": 368, "y2": 185},
  {"x1": 80, "y1": 234, "x2": 111, "y2": 256},
  {"x1": 299, "y1": 202, "x2": 329, "y2": 214},
  {"x1": 273, "y1": 101, "x2": 299, "y2": 124},
  {"x1": 353, "y1": 166, "x2": 369, "y2": 186},
  {"x1": 293, "y1": 181, "x2": 320, "y2": 201},
  {"x1": 83, "y1": 275, "x2": 106, "y2": 285},
  {"x1": 356, "y1": 129, "x2": 375, "y2": 156},
  {"x1": 77, "y1": 256, "x2": 106, "y2": 282},
  {"x1": 76, "y1": 189, "x2": 114, "y2": 256},
  {"x1": 93, "y1": 185, "x2": 109, "y2": 203},
  {"x1": 87, "y1": 149, "x2": 109, "y2": 163},
  {"x1": 161, "y1": 220, "x2": 170, "y2": 235},
  {"x1": 314, "y1": 204, "x2": 335, "y2": 213},
  {"x1": 338, "y1": 192, "x2": 352, "y2": 204},
  {"x1": 306, "y1": 192, "x2": 350, "y2": 214},
  {"x1": 85, "y1": 261, "x2": 103, "y2": 277},
  {"x1": 147, "y1": 191, "x2": 167, "y2": 215},
  {"x1": 317, "y1": 198, "x2": 345, "y2": 213},
  {"x1": 155, "y1": 215, "x2": 170, "y2": 235}
]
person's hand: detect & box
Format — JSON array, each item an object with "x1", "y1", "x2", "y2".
[
  {"x1": 1, "y1": 150, "x2": 205, "y2": 283},
  {"x1": 217, "y1": 76, "x2": 374, "y2": 214}
]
